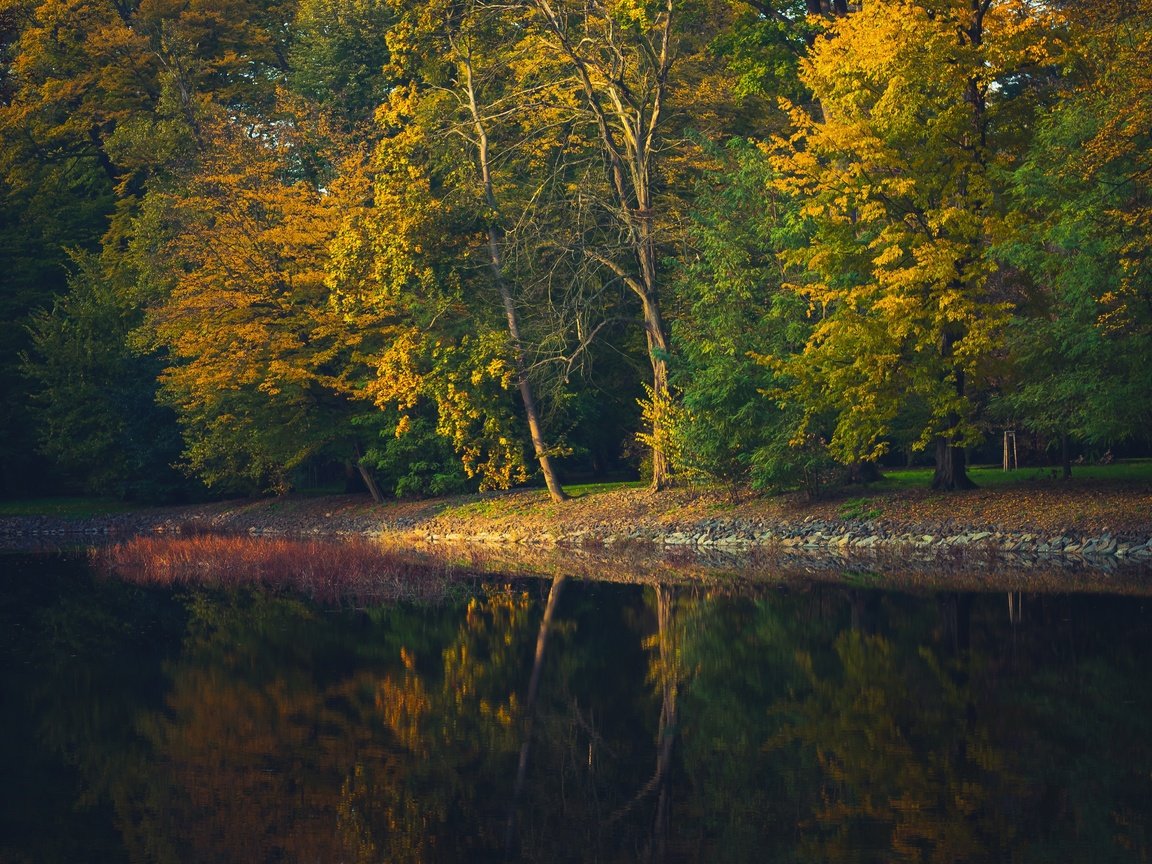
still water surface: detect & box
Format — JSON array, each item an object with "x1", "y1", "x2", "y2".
[{"x1": 3, "y1": 549, "x2": 1152, "y2": 863}]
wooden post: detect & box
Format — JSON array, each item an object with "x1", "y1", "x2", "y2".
[{"x1": 1002, "y1": 430, "x2": 1017, "y2": 471}]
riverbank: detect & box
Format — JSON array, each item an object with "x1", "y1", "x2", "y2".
[{"x1": 3, "y1": 475, "x2": 1152, "y2": 565}]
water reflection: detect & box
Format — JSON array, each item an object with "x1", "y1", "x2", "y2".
[{"x1": 3, "y1": 551, "x2": 1152, "y2": 862}]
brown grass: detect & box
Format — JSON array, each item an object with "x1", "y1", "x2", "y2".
[{"x1": 90, "y1": 531, "x2": 457, "y2": 604}]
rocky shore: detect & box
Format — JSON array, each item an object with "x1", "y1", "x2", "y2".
[
  {"x1": 3, "y1": 483, "x2": 1151, "y2": 569},
  {"x1": 423, "y1": 517, "x2": 1152, "y2": 562}
]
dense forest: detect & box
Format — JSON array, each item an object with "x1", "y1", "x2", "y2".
[{"x1": 0, "y1": 0, "x2": 1148, "y2": 503}]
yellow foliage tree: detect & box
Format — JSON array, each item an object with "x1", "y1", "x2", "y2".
[
  {"x1": 329, "y1": 82, "x2": 532, "y2": 492},
  {"x1": 769, "y1": 0, "x2": 1063, "y2": 489},
  {"x1": 144, "y1": 107, "x2": 409, "y2": 496}
]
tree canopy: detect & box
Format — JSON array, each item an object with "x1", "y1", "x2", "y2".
[{"x1": 2, "y1": 0, "x2": 1148, "y2": 500}]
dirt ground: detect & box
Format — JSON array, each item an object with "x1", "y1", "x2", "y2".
[{"x1": 4, "y1": 474, "x2": 1151, "y2": 543}]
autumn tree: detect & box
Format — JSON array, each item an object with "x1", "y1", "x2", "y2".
[
  {"x1": 770, "y1": 0, "x2": 1063, "y2": 489},
  {"x1": 139, "y1": 112, "x2": 405, "y2": 497},
  {"x1": 376, "y1": 0, "x2": 579, "y2": 501},
  {"x1": 523, "y1": 0, "x2": 700, "y2": 490},
  {"x1": 0, "y1": 0, "x2": 298, "y2": 495}
]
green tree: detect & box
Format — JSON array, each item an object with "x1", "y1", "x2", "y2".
[
  {"x1": 332, "y1": 81, "x2": 539, "y2": 494},
  {"x1": 378, "y1": 0, "x2": 577, "y2": 501},
  {"x1": 522, "y1": 0, "x2": 723, "y2": 490},
  {"x1": 287, "y1": 0, "x2": 394, "y2": 126},
  {"x1": 995, "y1": 5, "x2": 1152, "y2": 467},
  {"x1": 672, "y1": 139, "x2": 835, "y2": 492},
  {"x1": 22, "y1": 251, "x2": 186, "y2": 500}
]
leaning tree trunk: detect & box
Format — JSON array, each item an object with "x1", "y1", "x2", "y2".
[
  {"x1": 462, "y1": 53, "x2": 568, "y2": 503},
  {"x1": 528, "y1": 0, "x2": 676, "y2": 492},
  {"x1": 352, "y1": 443, "x2": 385, "y2": 504}
]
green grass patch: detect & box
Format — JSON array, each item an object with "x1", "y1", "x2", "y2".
[
  {"x1": 437, "y1": 492, "x2": 549, "y2": 520},
  {"x1": 0, "y1": 497, "x2": 138, "y2": 518},
  {"x1": 563, "y1": 480, "x2": 647, "y2": 498},
  {"x1": 435, "y1": 480, "x2": 645, "y2": 521},
  {"x1": 838, "y1": 497, "x2": 884, "y2": 520},
  {"x1": 875, "y1": 458, "x2": 1152, "y2": 491},
  {"x1": 437, "y1": 499, "x2": 517, "y2": 519}
]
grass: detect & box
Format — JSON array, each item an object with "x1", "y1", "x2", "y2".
[
  {"x1": 437, "y1": 494, "x2": 542, "y2": 520},
  {"x1": 563, "y1": 480, "x2": 647, "y2": 498},
  {"x1": 437, "y1": 479, "x2": 645, "y2": 520},
  {"x1": 870, "y1": 458, "x2": 1152, "y2": 492},
  {"x1": 838, "y1": 497, "x2": 884, "y2": 520},
  {"x1": 0, "y1": 497, "x2": 137, "y2": 517}
]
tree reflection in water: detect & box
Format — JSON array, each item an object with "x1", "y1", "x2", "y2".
[{"x1": 3, "y1": 549, "x2": 1152, "y2": 863}]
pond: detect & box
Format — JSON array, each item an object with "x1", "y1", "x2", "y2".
[{"x1": 3, "y1": 545, "x2": 1152, "y2": 863}]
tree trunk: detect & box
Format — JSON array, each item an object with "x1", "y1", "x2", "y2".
[
  {"x1": 848, "y1": 460, "x2": 883, "y2": 484},
  {"x1": 1061, "y1": 431, "x2": 1072, "y2": 479},
  {"x1": 505, "y1": 576, "x2": 566, "y2": 852},
  {"x1": 498, "y1": 277, "x2": 569, "y2": 503},
  {"x1": 353, "y1": 444, "x2": 385, "y2": 504},
  {"x1": 356, "y1": 462, "x2": 385, "y2": 504},
  {"x1": 640, "y1": 289, "x2": 672, "y2": 491},
  {"x1": 933, "y1": 323, "x2": 976, "y2": 490},
  {"x1": 527, "y1": 0, "x2": 675, "y2": 492},
  {"x1": 929, "y1": 4, "x2": 987, "y2": 497},
  {"x1": 931, "y1": 437, "x2": 976, "y2": 491},
  {"x1": 462, "y1": 54, "x2": 568, "y2": 503}
]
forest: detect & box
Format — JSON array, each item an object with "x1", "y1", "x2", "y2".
[{"x1": 0, "y1": 0, "x2": 1148, "y2": 504}]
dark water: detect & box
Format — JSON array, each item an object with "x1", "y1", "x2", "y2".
[{"x1": 3, "y1": 550, "x2": 1152, "y2": 863}]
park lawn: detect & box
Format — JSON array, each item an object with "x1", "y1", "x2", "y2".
[{"x1": 874, "y1": 459, "x2": 1152, "y2": 490}]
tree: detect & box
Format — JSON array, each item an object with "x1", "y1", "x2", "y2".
[
  {"x1": 22, "y1": 251, "x2": 186, "y2": 500},
  {"x1": 769, "y1": 0, "x2": 1062, "y2": 489},
  {"x1": 671, "y1": 139, "x2": 832, "y2": 492},
  {"x1": 331, "y1": 83, "x2": 543, "y2": 494},
  {"x1": 381, "y1": 0, "x2": 575, "y2": 501},
  {"x1": 287, "y1": 0, "x2": 395, "y2": 127},
  {"x1": 996, "y1": 4, "x2": 1152, "y2": 467},
  {"x1": 523, "y1": 0, "x2": 689, "y2": 490}
]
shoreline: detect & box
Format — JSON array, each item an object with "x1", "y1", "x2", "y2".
[{"x1": 3, "y1": 483, "x2": 1151, "y2": 566}]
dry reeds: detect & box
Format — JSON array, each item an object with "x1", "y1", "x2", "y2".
[{"x1": 90, "y1": 531, "x2": 457, "y2": 604}]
